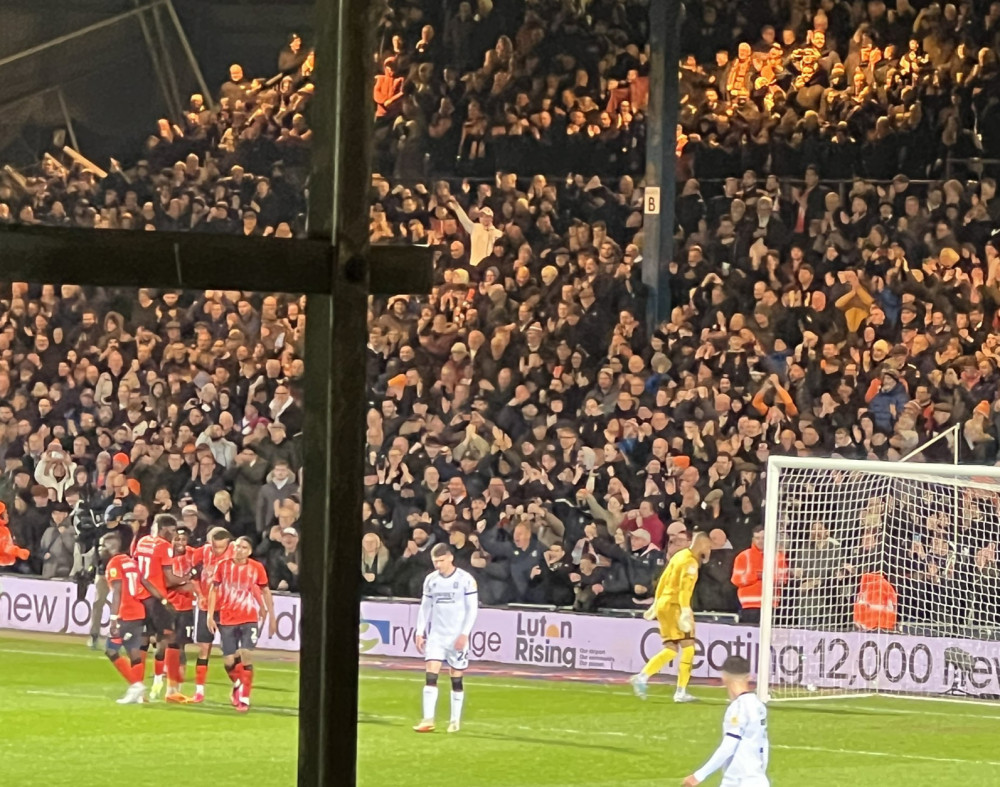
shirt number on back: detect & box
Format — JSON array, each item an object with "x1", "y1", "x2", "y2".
[{"x1": 137, "y1": 556, "x2": 151, "y2": 578}]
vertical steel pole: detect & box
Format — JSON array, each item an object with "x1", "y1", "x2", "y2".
[
  {"x1": 149, "y1": 2, "x2": 186, "y2": 116},
  {"x1": 298, "y1": 0, "x2": 377, "y2": 781},
  {"x1": 163, "y1": 0, "x2": 216, "y2": 111},
  {"x1": 642, "y1": 0, "x2": 680, "y2": 330},
  {"x1": 56, "y1": 89, "x2": 79, "y2": 153},
  {"x1": 132, "y1": 0, "x2": 182, "y2": 119}
]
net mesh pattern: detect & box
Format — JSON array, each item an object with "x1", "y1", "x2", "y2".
[{"x1": 762, "y1": 466, "x2": 1000, "y2": 701}]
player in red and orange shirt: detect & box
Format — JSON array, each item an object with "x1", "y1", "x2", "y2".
[
  {"x1": 132, "y1": 513, "x2": 181, "y2": 700},
  {"x1": 207, "y1": 536, "x2": 277, "y2": 713},
  {"x1": 103, "y1": 531, "x2": 173, "y2": 705},
  {"x1": 187, "y1": 527, "x2": 233, "y2": 703},
  {"x1": 163, "y1": 527, "x2": 198, "y2": 702}
]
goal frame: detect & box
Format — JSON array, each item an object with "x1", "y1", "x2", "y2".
[{"x1": 757, "y1": 455, "x2": 1000, "y2": 704}]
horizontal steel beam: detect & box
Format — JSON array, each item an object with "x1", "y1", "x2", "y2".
[
  {"x1": 0, "y1": 224, "x2": 331, "y2": 292},
  {"x1": 0, "y1": 225, "x2": 432, "y2": 295}
]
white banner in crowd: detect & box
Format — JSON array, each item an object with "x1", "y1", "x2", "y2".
[{"x1": 3, "y1": 577, "x2": 997, "y2": 697}]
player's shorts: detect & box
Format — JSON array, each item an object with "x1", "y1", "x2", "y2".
[
  {"x1": 219, "y1": 622, "x2": 260, "y2": 656},
  {"x1": 657, "y1": 603, "x2": 695, "y2": 643},
  {"x1": 195, "y1": 608, "x2": 221, "y2": 644},
  {"x1": 424, "y1": 635, "x2": 469, "y2": 671},
  {"x1": 142, "y1": 597, "x2": 175, "y2": 638},
  {"x1": 721, "y1": 775, "x2": 769, "y2": 787},
  {"x1": 174, "y1": 610, "x2": 195, "y2": 646},
  {"x1": 107, "y1": 619, "x2": 145, "y2": 653}
]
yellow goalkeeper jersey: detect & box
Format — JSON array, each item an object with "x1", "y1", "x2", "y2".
[{"x1": 654, "y1": 547, "x2": 699, "y2": 607}]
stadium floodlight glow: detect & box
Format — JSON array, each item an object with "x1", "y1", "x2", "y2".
[{"x1": 758, "y1": 456, "x2": 1000, "y2": 705}]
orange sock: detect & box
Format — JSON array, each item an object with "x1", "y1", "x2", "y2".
[
  {"x1": 165, "y1": 648, "x2": 181, "y2": 685},
  {"x1": 130, "y1": 660, "x2": 144, "y2": 684},
  {"x1": 113, "y1": 656, "x2": 133, "y2": 684},
  {"x1": 154, "y1": 656, "x2": 165, "y2": 678},
  {"x1": 240, "y1": 666, "x2": 253, "y2": 704},
  {"x1": 196, "y1": 663, "x2": 208, "y2": 687},
  {"x1": 139, "y1": 650, "x2": 148, "y2": 679}
]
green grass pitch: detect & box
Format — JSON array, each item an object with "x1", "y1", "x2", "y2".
[{"x1": 2, "y1": 633, "x2": 999, "y2": 786}]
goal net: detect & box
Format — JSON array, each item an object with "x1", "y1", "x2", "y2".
[{"x1": 757, "y1": 456, "x2": 1000, "y2": 703}]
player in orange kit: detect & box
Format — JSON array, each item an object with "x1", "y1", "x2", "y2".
[
  {"x1": 207, "y1": 536, "x2": 277, "y2": 713},
  {"x1": 164, "y1": 527, "x2": 198, "y2": 702},
  {"x1": 132, "y1": 514, "x2": 181, "y2": 700},
  {"x1": 188, "y1": 527, "x2": 233, "y2": 703},
  {"x1": 103, "y1": 531, "x2": 173, "y2": 705}
]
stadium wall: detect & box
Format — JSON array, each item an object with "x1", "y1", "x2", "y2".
[{"x1": 2, "y1": 577, "x2": 996, "y2": 697}]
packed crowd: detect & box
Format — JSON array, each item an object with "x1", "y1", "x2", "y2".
[
  {"x1": 371, "y1": 0, "x2": 649, "y2": 180},
  {"x1": 679, "y1": 0, "x2": 1000, "y2": 182},
  {"x1": 0, "y1": 33, "x2": 314, "y2": 234},
  {"x1": 361, "y1": 0, "x2": 1000, "y2": 624},
  {"x1": 3, "y1": 0, "x2": 1000, "y2": 630}
]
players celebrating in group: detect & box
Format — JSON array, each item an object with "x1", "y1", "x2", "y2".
[{"x1": 102, "y1": 516, "x2": 276, "y2": 711}]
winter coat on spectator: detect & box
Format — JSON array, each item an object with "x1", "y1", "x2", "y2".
[
  {"x1": 34, "y1": 456, "x2": 77, "y2": 502},
  {"x1": 13, "y1": 503, "x2": 50, "y2": 572},
  {"x1": 361, "y1": 534, "x2": 395, "y2": 596},
  {"x1": 258, "y1": 434, "x2": 299, "y2": 472},
  {"x1": 865, "y1": 375, "x2": 909, "y2": 431},
  {"x1": 525, "y1": 554, "x2": 576, "y2": 606},
  {"x1": 183, "y1": 469, "x2": 225, "y2": 517},
  {"x1": 255, "y1": 474, "x2": 299, "y2": 534},
  {"x1": 196, "y1": 433, "x2": 237, "y2": 468},
  {"x1": 693, "y1": 546, "x2": 738, "y2": 612},
  {"x1": 258, "y1": 539, "x2": 300, "y2": 592},
  {"x1": 223, "y1": 455, "x2": 269, "y2": 531},
  {"x1": 590, "y1": 535, "x2": 666, "y2": 598},
  {"x1": 393, "y1": 534, "x2": 437, "y2": 597},
  {"x1": 479, "y1": 528, "x2": 544, "y2": 602},
  {"x1": 39, "y1": 522, "x2": 75, "y2": 579}
]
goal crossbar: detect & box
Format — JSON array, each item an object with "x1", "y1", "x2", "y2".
[{"x1": 758, "y1": 457, "x2": 1000, "y2": 703}]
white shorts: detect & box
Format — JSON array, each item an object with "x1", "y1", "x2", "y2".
[
  {"x1": 721, "y1": 775, "x2": 768, "y2": 787},
  {"x1": 424, "y1": 635, "x2": 469, "y2": 671}
]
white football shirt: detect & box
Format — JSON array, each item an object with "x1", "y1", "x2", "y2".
[
  {"x1": 718, "y1": 692, "x2": 769, "y2": 784},
  {"x1": 416, "y1": 567, "x2": 478, "y2": 643}
]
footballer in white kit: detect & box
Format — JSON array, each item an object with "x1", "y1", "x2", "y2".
[
  {"x1": 684, "y1": 656, "x2": 769, "y2": 787},
  {"x1": 413, "y1": 543, "x2": 479, "y2": 734}
]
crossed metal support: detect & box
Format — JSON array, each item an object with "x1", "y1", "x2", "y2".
[{"x1": 0, "y1": 0, "x2": 433, "y2": 783}]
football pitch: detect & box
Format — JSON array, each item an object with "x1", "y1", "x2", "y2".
[{"x1": 2, "y1": 633, "x2": 999, "y2": 787}]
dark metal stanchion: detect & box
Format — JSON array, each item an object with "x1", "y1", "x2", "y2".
[{"x1": 642, "y1": 0, "x2": 681, "y2": 329}]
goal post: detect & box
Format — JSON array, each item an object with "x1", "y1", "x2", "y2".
[{"x1": 757, "y1": 456, "x2": 1000, "y2": 704}]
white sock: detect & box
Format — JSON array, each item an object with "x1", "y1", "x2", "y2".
[
  {"x1": 422, "y1": 685, "x2": 438, "y2": 721},
  {"x1": 450, "y1": 691, "x2": 464, "y2": 724},
  {"x1": 152, "y1": 674, "x2": 164, "y2": 688},
  {"x1": 195, "y1": 684, "x2": 205, "y2": 696}
]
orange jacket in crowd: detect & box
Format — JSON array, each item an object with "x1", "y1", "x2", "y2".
[
  {"x1": 731, "y1": 544, "x2": 787, "y2": 610},
  {"x1": 854, "y1": 572, "x2": 898, "y2": 631},
  {"x1": 0, "y1": 501, "x2": 29, "y2": 566}
]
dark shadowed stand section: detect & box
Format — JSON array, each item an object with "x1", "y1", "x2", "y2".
[{"x1": 643, "y1": 0, "x2": 681, "y2": 329}]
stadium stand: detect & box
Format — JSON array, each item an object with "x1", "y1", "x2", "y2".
[{"x1": 3, "y1": 0, "x2": 1000, "y2": 627}]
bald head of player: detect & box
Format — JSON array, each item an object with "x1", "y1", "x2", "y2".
[
  {"x1": 720, "y1": 655, "x2": 752, "y2": 699},
  {"x1": 430, "y1": 542, "x2": 455, "y2": 574},
  {"x1": 690, "y1": 531, "x2": 712, "y2": 564}
]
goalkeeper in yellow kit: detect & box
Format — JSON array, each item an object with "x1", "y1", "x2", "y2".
[{"x1": 629, "y1": 531, "x2": 712, "y2": 702}]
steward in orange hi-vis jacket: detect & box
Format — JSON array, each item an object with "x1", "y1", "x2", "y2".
[
  {"x1": 854, "y1": 572, "x2": 898, "y2": 631},
  {"x1": 0, "y1": 501, "x2": 30, "y2": 566}
]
